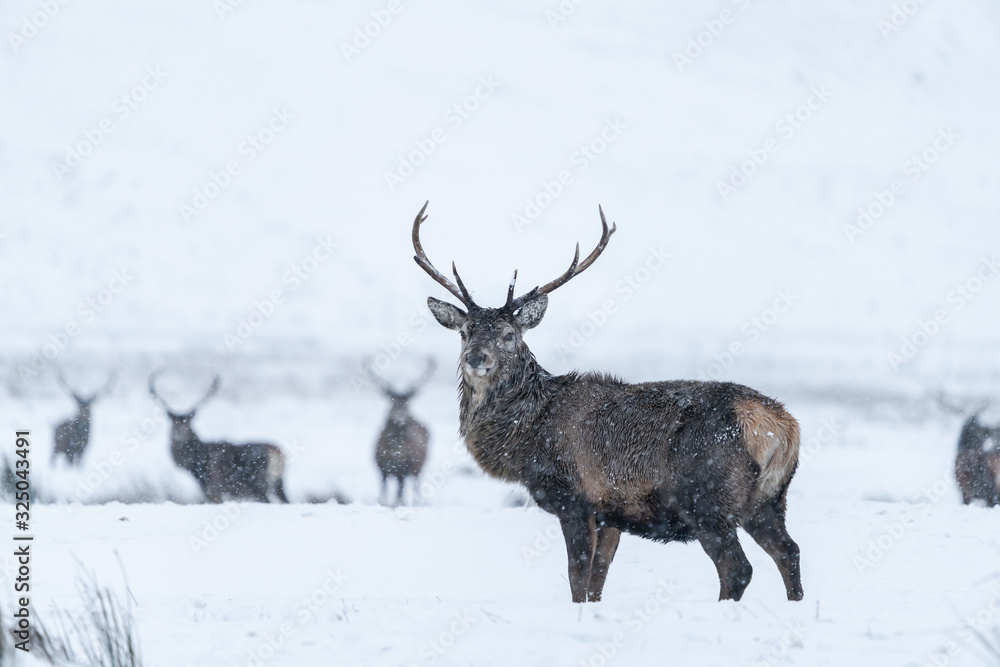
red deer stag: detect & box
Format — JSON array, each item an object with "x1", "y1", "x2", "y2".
[
  {"x1": 412, "y1": 202, "x2": 803, "y2": 603},
  {"x1": 939, "y1": 395, "x2": 1000, "y2": 506},
  {"x1": 956, "y1": 415, "x2": 1000, "y2": 506},
  {"x1": 368, "y1": 358, "x2": 433, "y2": 506},
  {"x1": 149, "y1": 372, "x2": 289, "y2": 503},
  {"x1": 52, "y1": 370, "x2": 115, "y2": 466}
]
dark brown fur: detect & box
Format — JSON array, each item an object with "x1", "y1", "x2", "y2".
[
  {"x1": 52, "y1": 372, "x2": 114, "y2": 466},
  {"x1": 53, "y1": 401, "x2": 93, "y2": 467},
  {"x1": 442, "y1": 316, "x2": 802, "y2": 602},
  {"x1": 375, "y1": 395, "x2": 429, "y2": 506},
  {"x1": 416, "y1": 204, "x2": 802, "y2": 603},
  {"x1": 150, "y1": 374, "x2": 289, "y2": 503},
  {"x1": 369, "y1": 360, "x2": 433, "y2": 505},
  {"x1": 956, "y1": 415, "x2": 1000, "y2": 506}
]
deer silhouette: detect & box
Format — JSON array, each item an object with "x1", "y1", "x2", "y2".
[
  {"x1": 368, "y1": 358, "x2": 433, "y2": 506},
  {"x1": 52, "y1": 370, "x2": 115, "y2": 466},
  {"x1": 412, "y1": 202, "x2": 803, "y2": 603},
  {"x1": 149, "y1": 372, "x2": 289, "y2": 503}
]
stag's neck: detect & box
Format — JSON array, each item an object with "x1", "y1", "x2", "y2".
[
  {"x1": 458, "y1": 356, "x2": 557, "y2": 483},
  {"x1": 69, "y1": 409, "x2": 91, "y2": 433},
  {"x1": 387, "y1": 405, "x2": 410, "y2": 425},
  {"x1": 171, "y1": 426, "x2": 207, "y2": 473}
]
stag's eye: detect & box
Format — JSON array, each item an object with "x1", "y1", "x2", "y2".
[{"x1": 503, "y1": 332, "x2": 515, "y2": 343}]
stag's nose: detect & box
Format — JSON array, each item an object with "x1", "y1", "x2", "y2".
[{"x1": 464, "y1": 348, "x2": 493, "y2": 376}]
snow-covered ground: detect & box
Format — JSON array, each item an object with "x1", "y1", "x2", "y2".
[{"x1": 1, "y1": 0, "x2": 999, "y2": 665}]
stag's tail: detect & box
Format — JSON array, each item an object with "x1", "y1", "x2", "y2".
[
  {"x1": 734, "y1": 399, "x2": 801, "y2": 503},
  {"x1": 266, "y1": 445, "x2": 287, "y2": 502}
]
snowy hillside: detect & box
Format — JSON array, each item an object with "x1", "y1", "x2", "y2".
[{"x1": 1, "y1": 0, "x2": 1000, "y2": 665}]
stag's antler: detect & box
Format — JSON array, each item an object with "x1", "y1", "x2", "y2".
[
  {"x1": 407, "y1": 357, "x2": 436, "y2": 394},
  {"x1": 413, "y1": 202, "x2": 616, "y2": 312},
  {"x1": 412, "y1": 201, "x2": 477, "y2": 310},
  {"x1": 149, "y1": 371, "x2": 220, "y2": 415},
  {"x1": 507, "y1": 205, "x2": 616, "y2": 312},
  {"x1": 364, "y1": 357, "x2": 436, "y2": 399},
  {"x1": 935, "y1": 392, "x2": 991, "y2": 417},
  {"x1": 362, "y1": 357, "x2": 393, "y2": 396},
  {"x1": 148, "y1": 370, "x2": 171, "y2": 411},
  {"x1": 55, "y1": 369, "x2": 81, "y2": 402},
  {"x1": 85, "y1": 373, "x2": 116, "y2": 402}
]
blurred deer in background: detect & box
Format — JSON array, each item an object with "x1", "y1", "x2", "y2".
[
  {"x1": 938, "y1": 394, "x2": 999, "y2": 506},
  {"x1": 413, "y1": 202, "x2": 803, "y2": 603},
  {"x1": 149, "y1": 372, "x2": 289, "y2": 503},
  {"x1": 52, "y1": 370, "x2": 115, "y2": 466},
  {"x1": 368, "y1": 358, "x2": 433, "y2": 506}
]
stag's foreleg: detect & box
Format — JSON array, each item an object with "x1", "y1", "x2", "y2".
[
  {"x1": 585, "y1": 518, "x2": 621, "y2": 602},
  {"x1": 378, "y1": 473, "x2": 388, "y2": 505},
  {"x1": 396, "y1": 476, "x2": 406, "y2": 506},
  {"x1": 559, "y1": 513, "x2": 593, "y2": 603},
  {"x1": 558, "y1": 512, "x2": 620, "y2": 603}
]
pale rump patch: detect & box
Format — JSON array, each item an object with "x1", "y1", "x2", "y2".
[
  {"x1": 734, "y1": 399, "x2": 800, "y2": 501},
  {"x1": 267, "y1": 446, "x2": 285, "y2": 485}
]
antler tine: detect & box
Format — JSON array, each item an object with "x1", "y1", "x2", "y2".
[
  {"x1": 362, "y1": 356, "x2": 393, "y2": 395},
  {"x1": 509, "y1": 206, "x2": 616, "y2": 311},
  {"x1": 411, "y1": 201, "x2": 477, "y2": 309},
  {"x1": 89, "y1": 372, "x2": 117, "y2": 401},
  {"x1": 400, "y1": 357, "x2": 436, "y2": 397},
  {"x1": 416, "y1": 356, "x2": 436, "y2": 389},
  {"x1": 54, "y1": 368, "x2": 76, "y2": 398},
  {"x1": 190, "y1": 374, "x2": 221, "y2": 412},
  {"x1": 148, "y1": 370, "x2": 172, "y2": 412},
  {"x1": 504, "y1": 270, "x2": 518, "y2": 309},
  {"x1": 577, "y1": 205, "x2": 617, "y2": 274},
  {"x1": 451, "y1": 262, "x2": 475, "y2": 305}
]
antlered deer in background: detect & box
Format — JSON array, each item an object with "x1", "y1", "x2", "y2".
[
  {"x1": 412, "y1": 202, "x2": 803, "y2": 603},
  {"x1": 52, "y1": 371, "x2": 115, "y2": 466},
  {"x1": 956, "y1": 416, "x2": 1000, "y2": 506},
  {"x1": 939, "y1": 395, "x2": 1000, "y2": 506},
  {"x1": 369, "y1": 358, "x2": 433, "y2": 505},
  {"x1": 148, "y1": 372, "x2": 289, "y2": 503}
]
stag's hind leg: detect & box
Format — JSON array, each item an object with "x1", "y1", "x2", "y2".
[
  {"x1": 742, "y1": 489, "x2": 803, "y2": 601},
  {"x1": 697, "y1": 523, "x2": 753, "y2": 601},
  {"x1": 274, "y1": 478, "x2": 289, "y2": 503}
]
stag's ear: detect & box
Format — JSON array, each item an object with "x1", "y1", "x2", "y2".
[
  {"x1": 427, "y1": 297, "x2": 466, "y2": 330},
  {"x1": 515, "y1": 294, "x2": 548, "y2": 330}
]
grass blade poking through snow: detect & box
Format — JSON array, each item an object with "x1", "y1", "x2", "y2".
[
  {"x1": 974, "y1": 625, "x2": 1000, "y2": 666},
  {"x1": 31, "y1": 560, "x2": 142, "y2": 667}
]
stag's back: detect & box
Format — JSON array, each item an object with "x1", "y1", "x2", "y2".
[{"x1": 541, "y1": 379, "x2": 798, "y2": 512}]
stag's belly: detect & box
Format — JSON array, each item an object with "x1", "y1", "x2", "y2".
[{"x1": 600, "y1": 506, "x2": 696, "y2": 543}]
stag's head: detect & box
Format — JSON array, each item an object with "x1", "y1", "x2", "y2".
[
  {"x1": 412, "y1": 202, "x2": 615, "y2": 387},
  {"x1": 148, "y1": 372, "x2": 220, "y2": 440},
  {"x1": 56, "y1": 370, "x2": 115, "y2": 411},
  {"x1": 368, "y1": 358, "x2": 435, "y2": 421}
]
